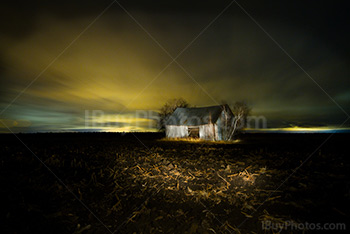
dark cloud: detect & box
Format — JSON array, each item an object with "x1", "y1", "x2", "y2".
[{"x1": 0, "y1": 0, "x2": 349, "y2": 132}]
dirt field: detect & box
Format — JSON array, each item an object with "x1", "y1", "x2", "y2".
[{"x1": 1, "y1": 133, "x2": 349, "y2": 233}]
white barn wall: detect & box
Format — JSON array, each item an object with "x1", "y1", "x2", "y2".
[
  {"x1": 166, "y1": 125, "x2": 188, "y2": 138},
  {"x1": 199, "y1": 124, "x2": 218, "y2": 140},
  {"x1": 216, "y1": 113, "x2": 225, "y2": 141},
  {"x1": 214, "y1": 124, "x2": 221, "y2": 141}
]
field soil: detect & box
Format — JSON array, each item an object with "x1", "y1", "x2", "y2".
[{"x1": 1, "y1": 133, "x2": 349, "y2": 233}]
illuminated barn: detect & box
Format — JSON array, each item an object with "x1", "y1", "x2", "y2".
[{"x1": 165, "y1": 105, "x2": 234, "y2": 140}]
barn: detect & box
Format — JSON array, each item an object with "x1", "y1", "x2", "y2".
[{"x1": 165, "y1": 105, "x2": 234, "y2": 141}]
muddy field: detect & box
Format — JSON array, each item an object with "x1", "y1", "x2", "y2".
[{"x1": 1, "y1": 133, "x2": 349, "y2": 233}]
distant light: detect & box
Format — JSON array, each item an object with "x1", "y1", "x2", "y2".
[{"x1": 245, "y1": 127, "x2": 350, "y2": 133}]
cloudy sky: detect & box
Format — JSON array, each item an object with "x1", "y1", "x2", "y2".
[{"x1": 1, "y1": 0, "x2": 349, "y2": 132}]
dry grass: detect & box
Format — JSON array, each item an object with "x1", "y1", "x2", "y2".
[
  {"x1": 3, "y1": 133, "x2": 348, "y2": 233},
  {"x1": 158, "y1": 137, "x2": 242, "y2": 144}
]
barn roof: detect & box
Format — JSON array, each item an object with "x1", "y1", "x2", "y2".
[{"x1": 166, "y1": 105, "x2": 228, "y2": 126}]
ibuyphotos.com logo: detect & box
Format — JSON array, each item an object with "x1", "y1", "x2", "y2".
[{"x1": 262, "y1": 220, "x2": 346, "y2": 231}]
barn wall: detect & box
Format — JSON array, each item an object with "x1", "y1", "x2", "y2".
[
  {"x1": 199, "y1": 124, "x2": 218, "y2": 140},
  {"x1": 166, "y1": 125, "x2": 188, "y2": 138},
  {"x1": 166, "y1": 124, "x2": 221, "y2": 140},
  {"x1": 215, "y1": 123, "x2": 222, "y2": 141},
  {"x1": 216, "y1": 113, "x2": 224, "y2": 141}
]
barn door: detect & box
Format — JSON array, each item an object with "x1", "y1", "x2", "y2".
[{"x1": 188, "y1": 127, "x2": 199, "y2": 138}]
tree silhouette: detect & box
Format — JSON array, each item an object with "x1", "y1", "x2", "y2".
[
  {"x1": 158, "y1": 98, "x2": 189, "y2": 131},
  {"x1": 221, "y1": 101, "x2": 251, "y2": 140}
]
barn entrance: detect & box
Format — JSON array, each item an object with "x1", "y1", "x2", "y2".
[{"x1": 188, "y1": 127, "x2": 199, "y2": 138}]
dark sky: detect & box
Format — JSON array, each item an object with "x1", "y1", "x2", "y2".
[{"x1": 1, "y1": 0, "x2": 349, "y2": 132}]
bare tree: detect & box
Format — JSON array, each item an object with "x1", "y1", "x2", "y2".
[
  {"x1": 222, "y1": 101, "x2": 251, "y2": 140},
  {"x1": 229, "y1": 101, "x2": 251, "y2": 140},
  {"x1": 158, "y1": 98, "x2": 189, "y2": 131}
]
